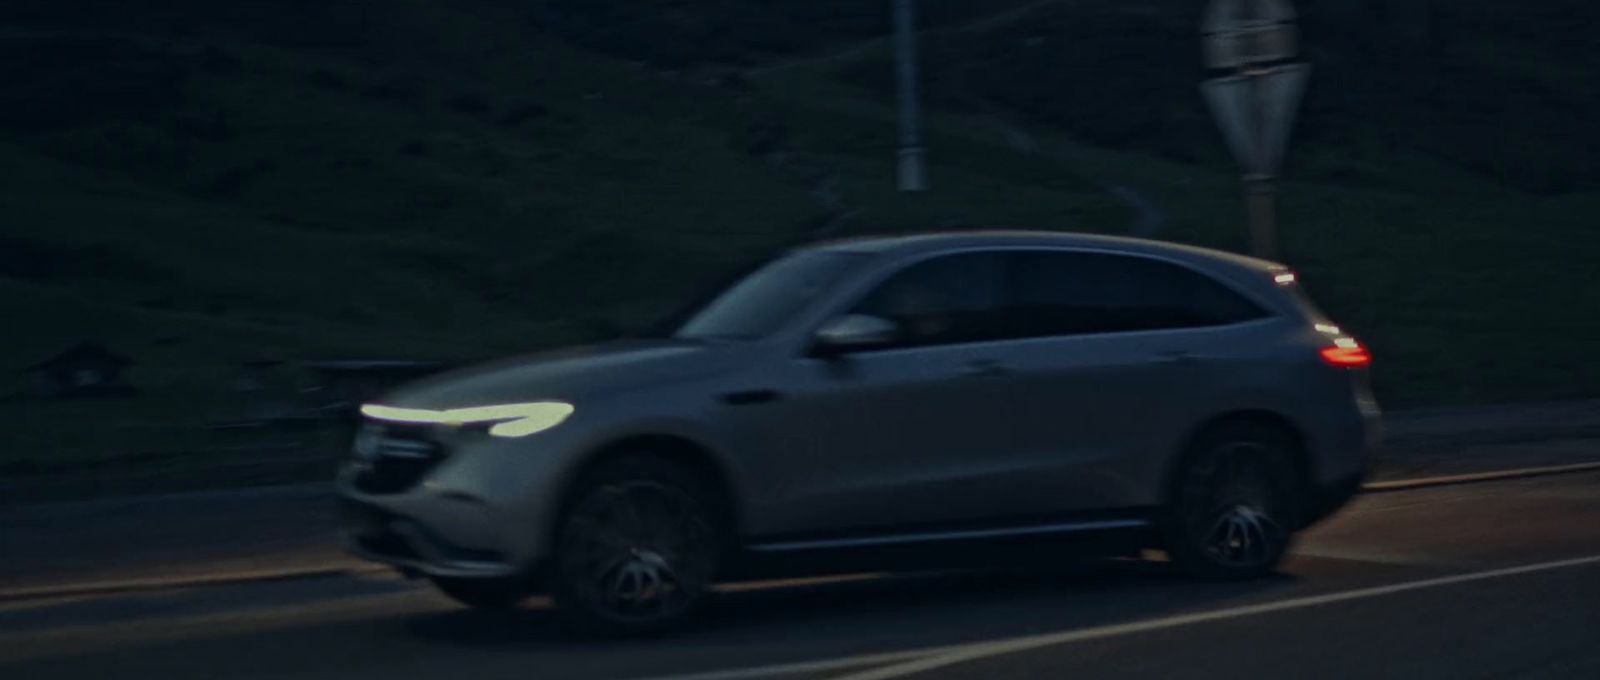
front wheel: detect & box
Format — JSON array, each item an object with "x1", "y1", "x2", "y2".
[
  {"x1": 549, "y1": 456, "x2": 723, "y2": 635},
  {"x1": 1161, "y1": 422, "x2": 1300, "y2": 579}
]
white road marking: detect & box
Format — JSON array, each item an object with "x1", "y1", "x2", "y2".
[
  {"x1": 641, "y1": 553, "x2": 1600, "y2": 680},
  {"x1": 818, "y1": 553, "x2": 1600, "y2": 680},
  {"x1": 629, "y1": 649, "x2": 938, "y2": 680}
]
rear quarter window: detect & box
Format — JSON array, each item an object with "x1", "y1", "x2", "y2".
[{"x1": 1006, "y1": 251, "x2": 1268, "y2": 337}]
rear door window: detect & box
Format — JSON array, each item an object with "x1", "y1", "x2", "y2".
[{"x1": 1006, "y1": 251, "x2": 1267, "y2": 337}]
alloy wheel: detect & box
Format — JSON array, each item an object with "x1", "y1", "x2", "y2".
[
  {"x1": 557, "y1": 480, "x2": 716, "y2": 626},
  {"x1": 1178, "y1": 442, "x2": 1289, "y2": 573}
]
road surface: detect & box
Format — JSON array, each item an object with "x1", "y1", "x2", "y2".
[{"x1": 3, "y1": 471, "x2": 1599, "y2": 680}]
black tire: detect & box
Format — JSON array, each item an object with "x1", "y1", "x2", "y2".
[
  {"x1": 549, "y1": 455, "x2": 724, "y2": 635},
  {"x1": 429, "y1": 576, "x2": 528, "y2": 609},
  {"x1": 1161, "y1": 421, "x2": 1301, "y2": 579}
]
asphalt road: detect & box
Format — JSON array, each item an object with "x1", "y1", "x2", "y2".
[{"x1": 3, "y1": 471, "x2": 1599, "y2": 680}]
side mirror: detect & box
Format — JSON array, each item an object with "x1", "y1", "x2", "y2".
[{"x1": 813, "y1": 314, "x2": 898, "y2": 356}]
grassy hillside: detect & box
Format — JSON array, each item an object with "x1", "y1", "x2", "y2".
[
  {"x1": 0, "y1": 0, "x2": 1122, "y2": 473},
  {"x1": 1, "y1": 0, "x2": 1597, "y2": 476}
]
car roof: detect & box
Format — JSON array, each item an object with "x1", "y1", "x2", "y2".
[{"x1": 805, "y1": 230, "x2": 1282, "y2": 273}]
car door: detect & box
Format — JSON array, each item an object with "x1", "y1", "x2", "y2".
[
  {"x1": 991, "y1": 250, "x2": 1274, "y2": 512},
  {"x1": 756, "y1": 251, "x2": 1031, "y2": 535}
]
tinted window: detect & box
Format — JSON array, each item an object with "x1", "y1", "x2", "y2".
[
  {"x1": 1007, "y1": 251, "x2": 1266, "y2": 336},
  {"x1": 852, "y1": 252, "x2": 1006, "y2": 348},
  {"x1": 675, "y1": 251, "x2": 868, "y2": 340}
]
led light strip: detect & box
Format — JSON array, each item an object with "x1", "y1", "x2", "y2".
[{"x1": 360, "y1": 402, "x2": 574, "y2": 437}]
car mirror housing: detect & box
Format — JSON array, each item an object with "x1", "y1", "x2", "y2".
[{"x1": 813, "y1": 314, "x2": 898, "y2": 356}]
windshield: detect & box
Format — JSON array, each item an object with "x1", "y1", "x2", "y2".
[{"x1": 673, "y1": 251, "x2": 868, "y2": 341}]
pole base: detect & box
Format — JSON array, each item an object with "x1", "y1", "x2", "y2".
[
  {"x1": 1243, "y1": 175, "x2": 1278, "y2": 260},
  {"x1": 897, "y1": 146, "x2": 927, "y2": 192}
]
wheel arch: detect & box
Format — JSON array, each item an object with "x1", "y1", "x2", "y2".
[
  {"x1": 1163, "y1": 410, "x2": 1311, "y2": 511},
  {"x1": 552, "y1": 432, "x2": 743, "y2": 539}
]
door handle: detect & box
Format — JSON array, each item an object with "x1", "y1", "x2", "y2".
[
  {"x1": 1152, "y1": 350, "x2": 1198, "y2": 365},
  {"x1": 961, "y1": 359, "x2": 1011, "y2": 378}
]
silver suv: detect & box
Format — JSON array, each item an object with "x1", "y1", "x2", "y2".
[{"x1": 340, "y1": 231, "x2": 1379, "y2": 632}]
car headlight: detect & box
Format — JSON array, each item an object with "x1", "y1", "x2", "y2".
[{"x1": 360, "y1": 401, "x2": 575, "y2": 438}]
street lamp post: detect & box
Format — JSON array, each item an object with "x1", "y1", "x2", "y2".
[
  {"x1": 894, "y1": 0, "x2": 927, "y2": 192},
  {"x1": 1200, "y1": 0, "x2": 1309, "y2": 260}
]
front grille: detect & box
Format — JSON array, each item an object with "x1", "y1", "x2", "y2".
[{"x1": 349, "y1": 422, "x2": 447, "y2": 494}]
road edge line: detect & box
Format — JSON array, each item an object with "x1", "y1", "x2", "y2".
[
  {"x1": 0, "y1": 565, "x2": 391, "y2": 605},
  {"x1": 1362, "y1": 460, "x2": 1600, "y2": 493},
  {"x1": 632, "y1": 648, "x2": 940, "y2": 680}
]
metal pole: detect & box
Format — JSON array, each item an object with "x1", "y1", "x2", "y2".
[
  {"x1": 1244, "y1": 174, "x2": 1278, "y2": 259},
  {"x1": 894, "y1": 0, "x2": 927, "y2": 192},
  {"x1": 1244, "y1": 68, "x2": 1277, "y2": 259}
]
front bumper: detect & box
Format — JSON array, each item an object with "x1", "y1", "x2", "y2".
[
  {"x1": 335, "y1": 421, "x2": 585, "y2": 578},
  {"x1": 340, "y1": 496, "x2": 520, "y2": 578}
]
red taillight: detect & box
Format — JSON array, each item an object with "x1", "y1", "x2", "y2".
[{"x1": 1320, "y1": 341, "x2": 1371, "y2": 368}]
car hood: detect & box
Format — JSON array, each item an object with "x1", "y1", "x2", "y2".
[{"x1": 376, "y1": 339, "x2": 746, "y2": 409}]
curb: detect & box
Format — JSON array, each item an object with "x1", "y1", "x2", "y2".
[{"x1": 1360, "y1": 461, "x2": 1600, "y2": 493}]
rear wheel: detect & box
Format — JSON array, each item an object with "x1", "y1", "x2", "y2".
[
  {"x1": 429, "y1": 576, "x2": 528, "y2": 609},
  {"x1": 1162, "y1": 422, "x2": 1300, "y2": 579},
  {"x1": 549, "y1": 455, "x2": 723, "y2": 635}
]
